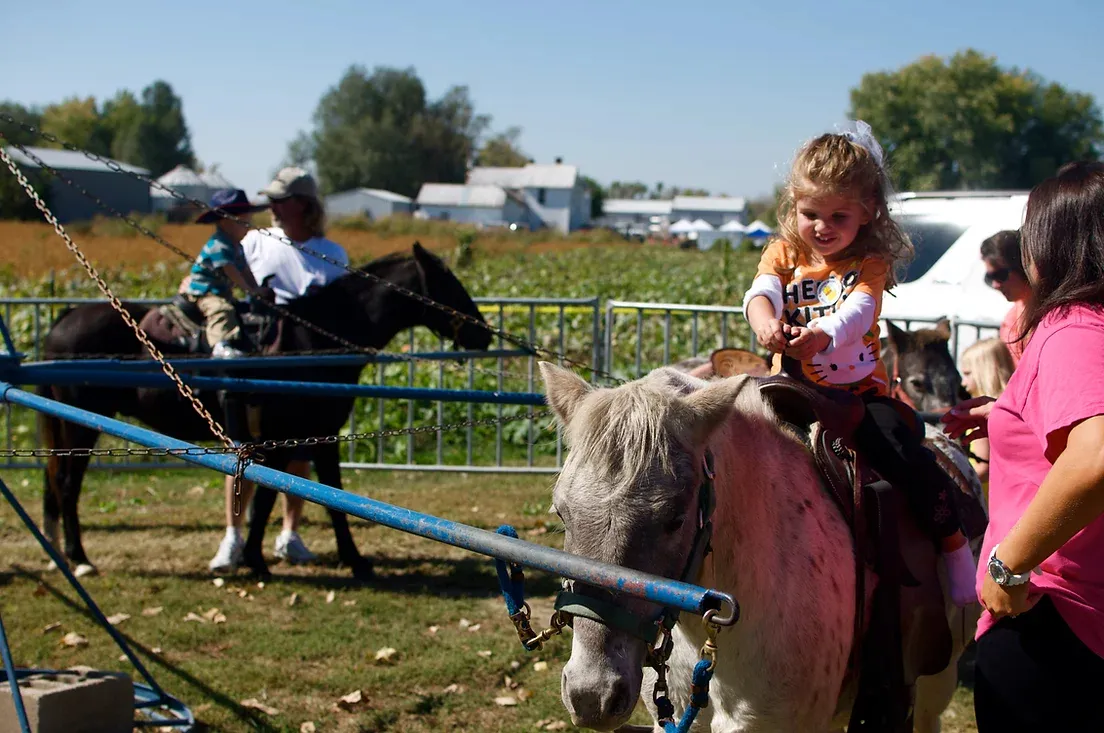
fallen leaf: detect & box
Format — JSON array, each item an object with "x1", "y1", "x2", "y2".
[
  {"x1": 470, "y1": 506, "x2": 480, "y2": 513},
  {"x1": 141, "y1": 606, "x2": 163, "y2": 617},
  {"x1": 325, "y1": 591, "x2": 335, "y2": 604},
  {"x1": 212, "y1": 578, "x2": 225, "y2": 588},
  {"x1": 467, "y1": 623, "x2": 481, "y2": 632},
  {"x1": 184, "y1": 612, "x2": 207, "y2": 623},
  {"x1": 240, "y1": 698, "x2": 280, "y2": 716},
  {"x1": 201, "y1": 608, "x2": 223, "y2": 622},
  {"x1": 544, "y1": 722, "x2": 568, "y2": 731},
  {"x1": 238, "y1": 590, "x2": 249, "y2": 598},
  {"x1": 151, "y1": 647, "x2": 162, "y2": 654},
  {"x1": 42, "y1": 622, "x2": 62, "y2": 634},
  {"x1": 458, "y1": 618, "x2": 472, "y2": 629},
  {"x1": 342, "y1": 600, "x2": 356, "y2": 607},
  {"x1": 21, "y1": 478, "x2": 30, "y2": 488},
  {"x1": 188, "y1": 485, "x2": 205, "y2": 496},
  {"x1": 107, "y1": 613, "x2": 130, "y2": 626},
  {"x1": 527, "y1": 526, "x2": 549, "y2": 536},
  {"x1": 533, "y1": 661, "x2": 549, "y2": 672},
  {"x1": 33, "y1": 584, "x2": 47, "y2": 597},
  {"x1": 494, "y1": 696, "x2": 518, "y2": 707},
  {"x1": 212, "y1": 612, "x2": 227, "y2": 624},
  {"x1": 300, "y1": 724, "x2": 316, "y2": 733},
  {"x1": 337, "y1": 689, "x2": 366, "y2": 709},
  {"x1": 510, "y1": 660, "x2": 521, "y2": 670},
  {"x1": 535, "y1": 718, "x2": 552, "y2": 728},
  {"x1": 504, "y1": 675, "x2": 517, "y2": 689},
  {"x1": 287, "y1": 593, "x2": 298, "y2": 607},
  {"x1": 60, "y1": 632, "x2": 87, "y2": 647},
  {"x1": 442, "y1": 683, "x2": 464, "y2": 694},
  {"x1": 118, "y1": 654, "x2": 126, "y2": 662},
  {"x1": 374, "y1": 647, "x2": 398, "y2": 664},
  {"x1": 256, "y1": 582, "x2": 265, "y2": 589},
  {"x1": 477, "y1": 650, "x2": 492, "y2": 658},
  {"x1": 517, "y1": 688, "x2": 534, "y2": 702},
  {"x1": 427, "y1": 625, "x2": 440, "y2": 635}
]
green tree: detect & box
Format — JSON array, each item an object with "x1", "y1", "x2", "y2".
[
  {"x1": 291, "y1": 65, "x2": 492, "y2": 197},
  {"x1": 849, "y1": 49, "x2": 1104, "y2": 191},
  {"x1": 580, "y1": 176, "x2": 605, "y2": 220},
  {"x1": 475, "y1": 126, "x2": 528, "y2": 167},
  {"x1": 40, "y1": 97, "x2": 111, "y2": 156},
  {"x1": 0, "y1": 102, "x2": 44, "y2": 147},
  {"x1": 607, "y1": 181, "x2": 649, "y2": 199},
  {"x1": 745, "y1": 184, "x2": 783, "y2": 228}
]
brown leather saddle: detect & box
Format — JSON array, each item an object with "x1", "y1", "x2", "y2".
[
  {"x1": 708, "y1": 347, "x2": 987, "y2": 728},
  {"x1": 137, "y1": 295, "x2": 279, "y2": 356}
]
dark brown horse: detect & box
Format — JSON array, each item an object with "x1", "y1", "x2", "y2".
[{"x1": 37, "y1": 243, "x2": 492, "y2": 580}]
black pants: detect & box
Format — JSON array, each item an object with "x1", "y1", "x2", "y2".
[
  {"x1": 853, "y1": 396, "x2": 962, "y2": 541},
  {"x1": 975, "y1": 595, "x2": 1104, "y2": 731}
]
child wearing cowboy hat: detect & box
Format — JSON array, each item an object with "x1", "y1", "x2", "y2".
[{"x1": 181, "y1": 188, "x2": 272, "y2": 359}]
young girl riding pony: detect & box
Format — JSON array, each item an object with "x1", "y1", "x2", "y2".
[{"x1": 742, "y1": 122, "x2": 977, "y2": 607}]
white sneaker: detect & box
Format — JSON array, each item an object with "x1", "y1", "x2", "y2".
[
  {"x1": 212, "y1": 341, "x2": 246, "y2": 359},
  {"x1": 274, "y1": 530, "x2": 317, "y2": 564},
  {"x1": 209, "y1": 529, "x2": 244, "y2": 572}
]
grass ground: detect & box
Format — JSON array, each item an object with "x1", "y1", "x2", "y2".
[{"x1": 0, "y1": 467, "x2": 978, "y2": 732}]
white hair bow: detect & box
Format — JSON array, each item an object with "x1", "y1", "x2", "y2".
[{"x1": 841, "y1": 119, "x2": 885, "y2": 171}]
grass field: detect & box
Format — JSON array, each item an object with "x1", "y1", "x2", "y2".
[{"x1": 0, "y1": 468, "x2": 979, "y2": 732}]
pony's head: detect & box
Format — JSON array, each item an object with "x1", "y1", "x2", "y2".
[
  {"x1": 539, "y1": 362, "x2": 752, "y2": 730},
  {"x1": 883, "y1": 318, "x2": 967, "y2": 412}
]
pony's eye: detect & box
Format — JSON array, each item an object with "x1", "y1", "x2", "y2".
[{"x1": 663, "y1": 516, "x2": 685, "y2": 534}]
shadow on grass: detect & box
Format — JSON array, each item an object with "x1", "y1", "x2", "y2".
[
  {"x1": 125, "y1": 554, "x2": 565, "y2": 598},
  {"x1": 6, "y1": 566, "x2": 281, "y2": 733}
]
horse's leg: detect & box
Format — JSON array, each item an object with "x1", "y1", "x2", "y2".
[
  {"x1": 241, "y1": 449, "x2": 284, "y2": 580},
  {"x1": 56, "y1": 423, "x2": 99, "y2": 577},
  {"x1": 313, "y1": 442, "x2": 373, "y2": 581}
]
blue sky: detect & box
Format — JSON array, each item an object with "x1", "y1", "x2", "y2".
[{"x1": 4, "y1": 0, "x2": 1103, "y2": 200}]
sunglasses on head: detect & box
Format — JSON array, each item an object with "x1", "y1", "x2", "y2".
[{"x1": 984, "y1": 268, "x2": 1011, "y2": 286}]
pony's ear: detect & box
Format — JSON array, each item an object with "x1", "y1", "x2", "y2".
[
  {"x1": 539, "y1": 362, "x2": 592, "y2": 426},
  {"x1": 681, "y1": 375, "x2": 751, "y2": 445},
  {"x1": 933, "y1": 317, "x2": 952, "y2": 341},
  {"x1": 885, "y1": 320, "x2": 910, "y2": 353}
]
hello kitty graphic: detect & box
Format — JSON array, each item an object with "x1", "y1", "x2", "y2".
[{"x1": 805, "y1": 332, "x2": 878, "y2": 387}]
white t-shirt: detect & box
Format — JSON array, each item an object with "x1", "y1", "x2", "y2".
[{"x1": 241, "y1": 227, "x2": 351, "y2": 305}]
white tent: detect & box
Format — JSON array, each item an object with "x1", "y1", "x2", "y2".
[
  {"x1": 669, "y1": 218, "x2": 696, "y2": 234},
  {"x1": 689, "y1": 218, "x2": 714, "y2": 231},
  {"x1": 719, "y1": 220, "x2": 746, "y2": 232},
  {"x1": 199, "y1": 169, "x2": 235, "y2": 190},
  {"x1": 151, "y1": 164, "x2": 210, "y2": 211},
  {"x1": 744, "y1": 219, "x2": 774, "y2": 238}
]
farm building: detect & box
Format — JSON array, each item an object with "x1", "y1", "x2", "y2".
[
  {"x1": 415, "y1": 184, "x2": 530, "y2": 228},
  {"x1": 415, "y1": 161, "x2": 591, "y2": 233},
  {"x1": 598, "y1": 195, "x2": 747, "y2": 233},
  {"x1": 152, "y1": 165, "x2": 248, "y2": 221},
  {"x1": 325, "y1": 188, "x2": 414, "y2": 221},
  {"x1": 4, "y1": 145, "x2": 151, "y2": 223}
]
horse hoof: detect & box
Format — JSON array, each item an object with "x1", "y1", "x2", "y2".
[
  {"x1": 74, "y1": 563, "x2": 98, "y2": 578},
  {"x1": 243, "y1": 552, "x2": 272, "y2": 580},
  {"x1": 349, "y1": 558, "x2": 375, "y2": 582}
]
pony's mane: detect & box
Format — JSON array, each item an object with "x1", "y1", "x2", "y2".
[{"x1": 565, "y1": 368, "x2": 782, "y2": 495}]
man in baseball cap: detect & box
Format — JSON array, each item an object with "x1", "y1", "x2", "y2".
[{"x1": 258, "y1": 166, "x2": 319, "y2": 201}]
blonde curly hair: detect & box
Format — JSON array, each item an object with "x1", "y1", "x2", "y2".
[{"x1": 775, "y1": 131, "x2": 914, "y2": 289}]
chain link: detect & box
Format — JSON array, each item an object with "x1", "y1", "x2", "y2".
[
  {"x1": 0, "y1": 115, "x2": 625, "y2": 386},
  {"x1": 1, "y1": 137, "x2": 536, "y2": 383}
]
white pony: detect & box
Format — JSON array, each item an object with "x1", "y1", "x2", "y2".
[{"x1": 539, "y1": 361, "x2": 982, "y2": 732}]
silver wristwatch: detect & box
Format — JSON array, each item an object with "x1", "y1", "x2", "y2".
[{"x1": 987, "y1": 544, "x2": 1034, "y2": 587}]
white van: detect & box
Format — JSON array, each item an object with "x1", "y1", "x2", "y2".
[{"x1": 881, "y1": 190, "x2": 1028, "y2": 358}]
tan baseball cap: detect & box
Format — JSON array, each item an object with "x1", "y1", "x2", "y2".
[{"x1": 258, "y1": 166, "x2": 318, "y2": 201}]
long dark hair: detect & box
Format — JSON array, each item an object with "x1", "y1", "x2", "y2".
[{"x1": 1019, "y1": 161, "x2": 1104, "y2": 338}]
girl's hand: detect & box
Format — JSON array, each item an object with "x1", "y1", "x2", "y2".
[
  {"x1": 755, "y1": 319, "x2": 790, "y2": 354},
  {"x1": 980, "y1": 574, "x2": 1042, "y2": 620},
  {"x1": 940, "y1": 396, "x2": 996, "y2": 442},
  {"x1": 786, "y1": 327, "x2": 831, "y2": 360}
]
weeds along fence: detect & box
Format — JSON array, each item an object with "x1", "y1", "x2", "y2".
[{"x1": 1, "y1": 295, "x2": 998, "y2": 473}]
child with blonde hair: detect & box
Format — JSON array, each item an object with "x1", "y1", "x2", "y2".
[
  {"x1": 743, "y1": 121, "x2": 977, "y2": 606},
  {"x1": 959, "y1": 338, "x2": 1016, "y2": 491}
]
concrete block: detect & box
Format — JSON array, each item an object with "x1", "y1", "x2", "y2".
[{"x1": 0, "y1": 666, "x2": 132, "y2": 733}]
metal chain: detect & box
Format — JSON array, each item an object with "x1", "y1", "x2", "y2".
[
  {"x1": 0, "y1": 115, "x2": 625, "y2": 386},
  {"x1": 0, "y1": 145, "x2": 236, "y2": 454},
  {"x1": 1, "y1": 137, "x2": 535, "y2": 383},
  {"x1": 0, "y1": 409, "x2": 551, "y2": 459}
]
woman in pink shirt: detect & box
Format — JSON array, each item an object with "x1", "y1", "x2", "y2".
[
  {"x1": 943, "y1": 161, "x2": 1104, "y2": 731},
  {"x1": 980, "y1": 229, "x2": 1032, "y2": 365}
]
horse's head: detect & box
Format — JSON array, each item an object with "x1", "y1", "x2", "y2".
[
  {"x1": 407, "y1": 242, "x2": 492, "y2": 350},
  {"x1": 539, "y1": 362, "x2": 748, "y2": 730},
  {"x1": 883, "y1": 318, "x2": 968, "y2": 412}
]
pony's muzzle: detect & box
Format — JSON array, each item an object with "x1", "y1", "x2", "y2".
[
  {"x1": 562, "y1": 665, "x2": 635, "y2": 731},
  {"x1": 561, "y1": 621, "x2": 642, "y2": 731}
]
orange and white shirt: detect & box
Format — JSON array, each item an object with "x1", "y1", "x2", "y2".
[{"x1": 742, "y1": 239, "x2": 891, "y2": 397}]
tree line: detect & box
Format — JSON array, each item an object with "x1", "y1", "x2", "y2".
[{"x1": 1, "y1": 50, "x2": 1101, "y2": 224}]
